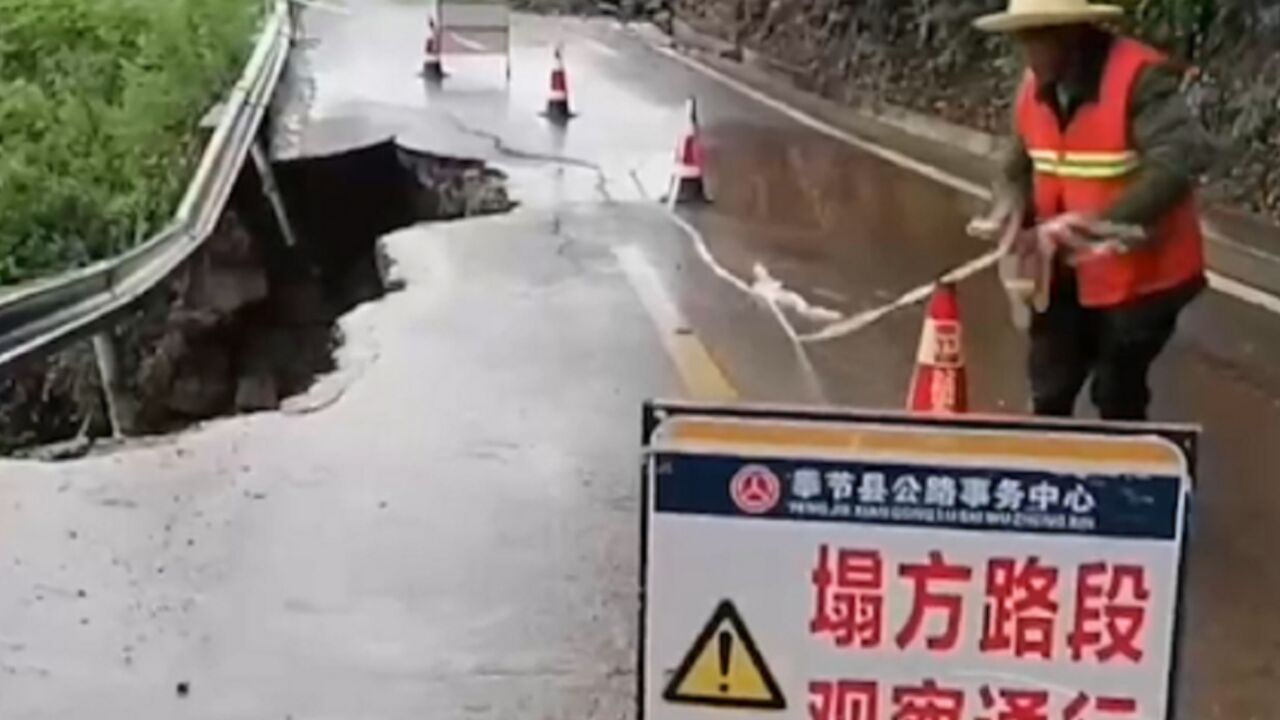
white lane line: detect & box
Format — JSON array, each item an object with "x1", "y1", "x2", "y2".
[
  {"x1": 657, "y1": 47, "x2": 989, "y2": 199},
  {"x1": 1207, "y1": 271, "x2": 1280, "y2": 315},
  {"x1": 660, "y1": 46, "x2": 1280, "y2": 317}
]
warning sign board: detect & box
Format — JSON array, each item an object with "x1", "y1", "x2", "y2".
[
  {"x1": 664, "y1": 600, "x2": 785, "y2": 710},
  {"x1": 640, "y1": 401, "x2": 1196, "y2": 720},
  {"x1": 429, "y1": 0, "x2": 511, "y2": 83}
]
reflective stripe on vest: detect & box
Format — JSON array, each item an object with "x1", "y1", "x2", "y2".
[{"x1": 1027, "y1": 149, "x2": 1140, "y2": 179}]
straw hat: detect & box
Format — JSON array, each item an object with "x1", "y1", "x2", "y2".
[{"x1": 974, "y1": 0, "x2": 1124, "y2": 33}]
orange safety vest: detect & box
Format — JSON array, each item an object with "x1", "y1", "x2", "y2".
[{"x1": 1015, "y1": 37, "x2": 1205, "y2": 308}]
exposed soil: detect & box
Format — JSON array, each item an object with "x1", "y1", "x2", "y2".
[{"x1": 0, "y1": 141, "x2": 514, "y2": 457}]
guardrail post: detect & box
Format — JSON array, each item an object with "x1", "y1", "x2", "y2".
[
  {"x1": 91, "y1": 332, "x2": 128, "y2": 438},
  {"x1": 0, "y1": 1, "x2": 292, "y2": 374},
  {"x1": 250, "y1": 139, "x2": 299, "y2": 247}
]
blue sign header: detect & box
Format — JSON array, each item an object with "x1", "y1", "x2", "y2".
[{"x1": 653, "y1": 454, "x2": 1182, "y2": 540}]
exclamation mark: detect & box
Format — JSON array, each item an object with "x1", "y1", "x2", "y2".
[{"x1": 717, "y1": 630, "x2": 732, "y2": 694}]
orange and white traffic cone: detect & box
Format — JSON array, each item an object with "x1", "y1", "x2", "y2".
[
  {"x1": 907, "y1": 282, "x2": 968, "y2": 414},
  {"x1": 423, "y1": 18, "x2": 444, "y2": 82},
  {"x1": 545, "y1": 44, "x2": 573, "y2": 123},
  {"x1": 669, "y1": 97, "x2": 709, "y2": 204}
]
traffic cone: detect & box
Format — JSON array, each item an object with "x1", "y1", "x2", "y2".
[
  {"x1": 907, "y1": 282, "x2": 968, "y2": 414},
  {"x1": 669, "y1": 97, "x2": 709, "y2": 204},
  {"x1": 545, "y1": 44, "x2": 573, "y2": 123},
  {"x1": 423, "y1": 18, "x2": 444, "y2": 82}
]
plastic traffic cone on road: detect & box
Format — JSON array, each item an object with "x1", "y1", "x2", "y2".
[
  {"x1": 907, "y1": 282, "x2": 968, "y2": 414},
  {"x1": 669, "y1": 97, "x2": 709, "y2": 204},
  {"x1": 545, "y1": 44, "x2": 573, "y2": 124},
  {"x1": 423, "y1": 18, "x2": 444, "y2": 83}
]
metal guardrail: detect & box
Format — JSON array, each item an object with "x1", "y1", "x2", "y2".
[{"x1": 0, "y1": 1, "x2": 294, "y2": 370}]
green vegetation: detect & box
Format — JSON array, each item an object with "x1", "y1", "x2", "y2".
[
  {"x1": 0, "y1": 0, "x2": 261, "y2": 285},
  {"x1": 1133, "y1": 0, "x2": 1277, "y2": 58}
]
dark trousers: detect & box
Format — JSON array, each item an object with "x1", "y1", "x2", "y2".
[{"x1": 1029, "y1": 268, "x2": 1204, "y2": 421}]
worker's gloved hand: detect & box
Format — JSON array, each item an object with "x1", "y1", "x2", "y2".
[
  {"x1": 1033, "y1": 212, "x2": 1098, "y2": 255},
  {"x1": 999, "y1": 212, "x2": 1115, "y2": 324},
  {"x1": 977, "y1": 207, "x2": 1146, "y2": 330},
  {"x1": 1034, "y1": 212, "x2": 1148, "y2": 265}
]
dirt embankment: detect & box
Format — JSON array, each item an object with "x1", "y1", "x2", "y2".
[{"x1": 0, "y1": 142, "x2": 513, "y2": 457}]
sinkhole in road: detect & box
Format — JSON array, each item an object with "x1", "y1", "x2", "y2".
[{"x1": 0, "y1": 140, "x2": 516, "y2": 458}]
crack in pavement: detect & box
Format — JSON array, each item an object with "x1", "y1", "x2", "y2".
[
  {"x1": 442, "y1": 112, "x2": 614, "y2": 203},
  {"x1": 440, "y1": 113, "x2": 914, "y2": 354}
]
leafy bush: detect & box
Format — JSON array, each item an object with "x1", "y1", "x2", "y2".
[{"x1": 0, "y1": 0, "x2": 261, "y2": 285}]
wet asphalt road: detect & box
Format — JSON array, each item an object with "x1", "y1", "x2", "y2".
[{"x1": 0, "y1": 3, "x2": 1278, "y2": 717}]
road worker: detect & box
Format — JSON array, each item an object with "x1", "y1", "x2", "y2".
[{"x1": 972, "y1": 0, "x2": 1214, "y2": 421}]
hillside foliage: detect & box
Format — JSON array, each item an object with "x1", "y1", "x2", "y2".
[{"x1": 0, "y1": 0, "x2": 260, "y2": 285}]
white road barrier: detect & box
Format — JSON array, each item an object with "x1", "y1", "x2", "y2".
[{"x1": 436, "y1": 0, "x2": 511, "y2": 77}]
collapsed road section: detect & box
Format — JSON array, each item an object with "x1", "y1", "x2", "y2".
[{"x1": 0, "y1": 141, "x2": 514, "y2": 457}]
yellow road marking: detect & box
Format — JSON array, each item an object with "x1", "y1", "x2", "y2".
[{"x1": 615, "y1": 245, "x2": 738, "y2": 401}]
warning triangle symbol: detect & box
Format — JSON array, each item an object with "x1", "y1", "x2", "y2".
[{"x1": 663, "y1": 600, "x2": 786, "y2": 710}]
